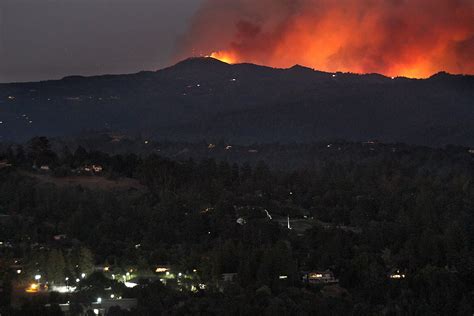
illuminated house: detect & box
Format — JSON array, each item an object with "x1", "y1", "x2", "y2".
[
  {"x1": 155, "y1": 265, "x2": 171, "y2": 273},
  {"x1": 83, "y1": 164, "x2": 103, "y2": 174},
  {"x1": 388, "y1": 269, "x2": 406, "y2": 280},
  {"x1": 303, "y1": 270, "x2": 338, "y2": 284},
  {"x1": 92, "y1": 165, "x2": 103, "y2": 173}
]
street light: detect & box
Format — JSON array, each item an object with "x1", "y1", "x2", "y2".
[{"x1": 34, "y1": 274, "x2": 41, "y2": 281}]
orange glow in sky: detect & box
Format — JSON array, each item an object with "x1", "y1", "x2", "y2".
[{"x1": 178, "y1": 0, "x2": 474, "y2": 78}]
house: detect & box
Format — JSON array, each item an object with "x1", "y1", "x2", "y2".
[
  {"x1": 0, "y1": 160, "x2": 12, "y2": 169},
  {"x1": 82, "y1": 164, "x2": 103, "y2": 174},
  {"x1": 53, "y1": 234, "x2": 67, "y2": 241},
  {"x1": 92, "y1": 165, "x2": 103, "y2": 173},
  {"x1": 39, "y1": 165, "x2": 50, "y2": 172},
  {"x1": 388, "y1": 269, "x2": 406, "y2": 279},
  {"x1": 49, "y1": 298, "x2": 137, "y2": 316},
  {"x1": 221, "y1": 273, "x2": 238, "y2": 282},
  {"x1": 155, "y1": 265, "x2": 171, "y2": 273},
  {"x1": 303, "y1": 270, "x2": 338, "y2": 285},
  {"x1": 363, "y1": 140, "x2": 379, "y2": 145}
]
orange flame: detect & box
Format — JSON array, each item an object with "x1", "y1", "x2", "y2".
[
  {"x1": 178, "y1": 0, "x2": 474, "y2": 78},
  {"x1": 209, "y1": 51, "x2": 238, "y2": 64}
]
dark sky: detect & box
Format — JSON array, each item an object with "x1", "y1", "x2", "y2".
[{"x1": 0, "y1": 0, "x2": 202, "y2": 83}]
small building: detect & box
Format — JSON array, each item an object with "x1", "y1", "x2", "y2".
[
  {"x1": 388, "y1": 269, "x2": 406, "y2": 280},
  {"x1": 0, "y1": 160, "x2": 12, "y2": 169},
  {"x1": 39, "y1": 165, "x2": 50, "y2": 172},
  {"x1": 53, "y1": 234, "x2": 67, "y2": 241},
  {"x1": 221, "y1": 273, "x2": 237, "y2": 283},
  {"x1": 50, "y1": 298, "x2": 137, "y2": 316},
  {"x1": 303, "y1": 270, "x2": 338, "y2": 285},
  {"x1": 155, "y1": 265, "x2": 171, "y2": 273},
  {"x1": 82, "y1": 164, "x2": 103, "y2": 174},
  {"x1": 92, "y1": 164, "x2": 103, "y2": 173}
]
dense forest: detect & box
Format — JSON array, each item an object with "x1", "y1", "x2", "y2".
[{"x1": 1, "y1": 137, "x2": 474, "y2": 315}]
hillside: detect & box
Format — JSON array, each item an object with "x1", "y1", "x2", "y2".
[{"x1": 0, "y1": 58, "x2": 473, "y2": 146}]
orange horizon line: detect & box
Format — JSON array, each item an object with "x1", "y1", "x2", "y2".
[{"x1": 190, "y1": 55, "x2": 468, "y2": 80}]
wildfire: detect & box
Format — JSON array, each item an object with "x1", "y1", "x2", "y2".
[
  {"x1": 178, "y1": 0, "x2": 474, "y2": 78},
  {"x1": 209, "y1": 51, "x2": 237, "y2": 64}
]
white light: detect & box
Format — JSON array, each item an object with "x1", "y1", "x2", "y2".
[
  {"x1": 81, "y1": 273, "x2": 86, "y2": 279},
  {"x1": 34, "y1": 274, "x2": 41, "y2": 280},
  {"x1": 97, "y1": 297, "x2": 102, "y2": 303},
  {"x1": 16, "y1": 269, "x2": 22, "y2": 274},
  {"x1": 279, "y1": 275, "x2": 288, "y2": 279},
  {"x1": 178, "y1": 273, "x2": 182, "y2": 277},
  {"x1": 126, "y1": 272, "x2": 130, "y2": 276},
  {"x1": 76, "y1": 278, "x2": 80, "y2": 283},
  {"x1": 110, "y1": 294, "x2": 115, "y2": 299},
  {"x1": 124, "y1": 282, "x2": 138, "y2": 288},
  {"x1": 165, "y1": 271, "x2": 170, "y2": 276},
  {"x1": 50, "y1": 285, "x2": 77, "y2": 293},
  {"x1": 65, "y1": 277, "x2": 69, "y2": 281},
  {"x1": 93, "y1": 309, "x2": 99, "y2": 315}
]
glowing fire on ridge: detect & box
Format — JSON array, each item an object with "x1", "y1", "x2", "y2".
[
  {"x1": 209, "y1": 51, "x2": 238, "y2": 64},
  {"x1": 177, "y1": 0, "x2": 474, "y2": 78}
]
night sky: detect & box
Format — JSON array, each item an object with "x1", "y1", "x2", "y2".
[{"x1": 0, "y1": 0, "x2": 201, "y2": 83}]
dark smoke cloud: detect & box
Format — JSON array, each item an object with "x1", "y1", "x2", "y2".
[{"x1": 176, "y1": 0, "x2": 474, "y2": 77}]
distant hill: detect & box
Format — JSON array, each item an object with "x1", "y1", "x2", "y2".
[{"x1": 0, "y1": 57, "x2": 473, "y2": 146}]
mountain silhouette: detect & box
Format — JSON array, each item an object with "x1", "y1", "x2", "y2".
[{"x1": 0, "y1": 57, "x2": 473, "y2": 146}]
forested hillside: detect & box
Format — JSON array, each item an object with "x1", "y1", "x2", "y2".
[{"x1": 1, "y1": 138, "x2": 473, "y2": 314}]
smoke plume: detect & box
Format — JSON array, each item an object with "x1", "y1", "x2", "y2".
[{"x1": 176, "y1": 0, "x2": 474, "y2": 77}]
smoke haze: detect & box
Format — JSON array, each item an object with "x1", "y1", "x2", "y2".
[{"x1": 177, "y1": 0, "x2": 474, "y2": 77}]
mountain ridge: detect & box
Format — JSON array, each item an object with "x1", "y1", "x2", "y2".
[{"x1": 0, "y1": 57, "x2": 473, "y2": 146}]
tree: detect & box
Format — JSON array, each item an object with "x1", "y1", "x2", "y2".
[
  {"x1": 46, "y1": 249, "x2": 66, "y2": 284},
  {"x1": 79, "y1": 247, "x2": 95, "y2": 276},
  {"x1": 27, "y1": 137, "x2": 57, "y2": 166}
]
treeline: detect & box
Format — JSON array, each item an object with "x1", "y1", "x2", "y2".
[{"x1": 1, "y1": 137, "x2": 474, "y2": 314}]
